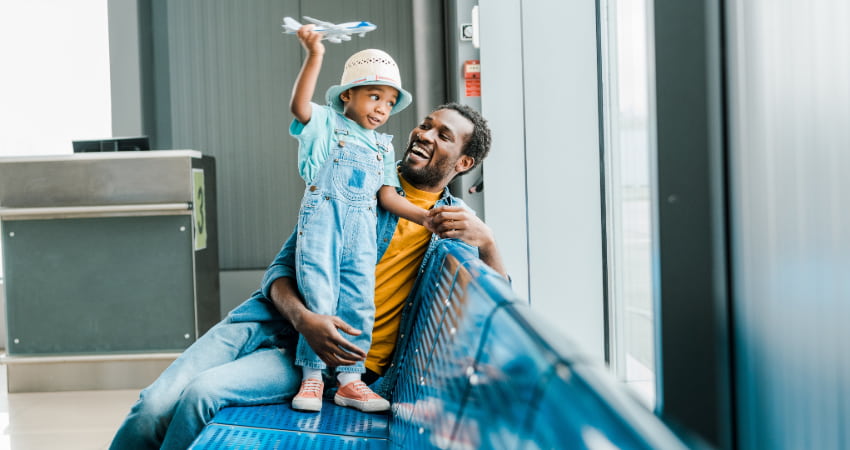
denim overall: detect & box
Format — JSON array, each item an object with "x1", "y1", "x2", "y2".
[
  {"x1": 108, "y1": 187, "x2": 474, "y2": 450},
  {"x1": 294, "y1": 112, "x2": 392, "y2": 373}
]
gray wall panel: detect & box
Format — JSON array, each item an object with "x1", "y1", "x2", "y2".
[
  {"x1": 108, "y1": 0, "x2": 145, "y2": 137},
  {"x1": 156, "y1": 0, "x2": 417, "y2": 270},
  {"x1": 727, "y1": 0, "x2": 850, "y2": 448}
]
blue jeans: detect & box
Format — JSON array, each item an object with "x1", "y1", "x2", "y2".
[
  {"x1": 294, "y1": 133, "x2": 383, "y2": 373},
  {"x1": 109, "y1": 318, "x2": 300, "y2": 450}
]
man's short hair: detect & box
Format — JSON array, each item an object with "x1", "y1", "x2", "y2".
[{"x1": 434, "y1": 103, "x2": 492, "y2": 174}]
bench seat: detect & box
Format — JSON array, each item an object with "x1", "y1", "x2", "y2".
[
  {"x1": 192, "y1": 401, "x2": 389, "y2": 449},
  {"x1": 189, "y1": 240, "x2": 686, "y2": 449}
]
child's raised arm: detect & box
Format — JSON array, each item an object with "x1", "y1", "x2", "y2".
[
  {"x1": 290, "y1": 25, "x2": 325, "y2": 124},
  {"x1": 378, "y1": 186, "x2": 434, "y2": 231}
]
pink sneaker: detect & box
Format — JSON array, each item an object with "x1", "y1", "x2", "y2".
[
  {"x1": 291, "y1": 378, "x2": 324, "y2": 412},
  {"x1": 334, "y1": 380, "x2": 390, "y2": 412}
]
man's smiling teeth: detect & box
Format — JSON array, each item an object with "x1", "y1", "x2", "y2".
[{"x1": 410, "y1": 143, "x2": 429, "y2": 158}]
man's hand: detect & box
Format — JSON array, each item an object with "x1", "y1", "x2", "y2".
[
  {"x1": 269, "y1": 277, "x2": 366, "y2": 367},
  {"x1": 429, "y1": 205, "x2": 492, "y2": 247},
  {"x1": 293, "y1": 309, "x2": 367, "y2": 367},
  {"x1": 429, "y1": 205, "x2": 508, "y2": 279}
]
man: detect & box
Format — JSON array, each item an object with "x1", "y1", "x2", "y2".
[{"x1": 109, "y1": 103, "x2": 506, "y2": 449}]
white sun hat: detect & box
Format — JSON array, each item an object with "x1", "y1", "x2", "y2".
[{"x1": 325, "y1": 49, "x2": 413, "y2": 115}]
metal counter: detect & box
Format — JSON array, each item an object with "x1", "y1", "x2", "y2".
[{"x1": 0, "y1": 150, "x2": 219, "y2": 356}]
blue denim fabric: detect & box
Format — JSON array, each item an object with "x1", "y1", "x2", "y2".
[
  {"x1": 110, "y1": 176, "x2": 478, "y2": 449},
  {"x1": 108, "y1": 318, "x2": 300, "y2": 450},
  {"x1": 258, "y1": 184, "x2": 479, "y2": 398},
  {"x1": 293, "y1": 113, "x2": 391, "y2": 373},
  {"x1": 260, "y1": 182, "x2": 473, "y2": 290}
]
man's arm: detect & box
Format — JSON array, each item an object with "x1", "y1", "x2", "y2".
[
  {"x1": 428, "y1": 205, "x2": 508, "y2": 279},
  {"x1": 267, "y1": 277, "x2": 367, "y2": 366},
  {"x1": 262, "y1": 232, "x2": 365, "y2": 366}
]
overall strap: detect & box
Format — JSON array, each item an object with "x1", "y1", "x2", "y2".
[
  {"x1": 375, "y1": 131, "x2": 393, "y2": 156},
  {"x1": 331, "y1": 111, "x2": 351, "y2": 142},
  {"x1": 330, "y1": 110, "x2": 391, "y2": 155}
]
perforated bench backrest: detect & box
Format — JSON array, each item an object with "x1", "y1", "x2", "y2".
[
  {"x1": 189, "y1": 240, "x2": 686, "y2": 450},
  {"x1": 389, "y1": 239, "x2": 685, "y2": 449}
]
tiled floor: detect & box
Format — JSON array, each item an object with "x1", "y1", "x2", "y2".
[{"x1": 0, "y1": 365, "x2": 139, "y2": 450}]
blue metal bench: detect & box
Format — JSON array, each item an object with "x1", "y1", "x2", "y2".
[{"x1": 189, "y1": 240, "x2": 686, "y2": 449}]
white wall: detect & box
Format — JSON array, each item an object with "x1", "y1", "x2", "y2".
[
  {"x1": 479, "y1": 0, "x2": 605, "y2": 360},
  {"x1": 478, "y1": 0, "x2": 529, "y2": 303}
]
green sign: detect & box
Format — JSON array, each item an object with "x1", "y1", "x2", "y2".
[{"x1": 193, "y1": 169, "x2": 207, "y2": 251}]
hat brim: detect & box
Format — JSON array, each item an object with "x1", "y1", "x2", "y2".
[{"x1": 326, "y1": 80, "x2": 412, "y2": 115}]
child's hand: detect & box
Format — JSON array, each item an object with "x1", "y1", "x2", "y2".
[
  {"x1": 423, "y1": 214, "x2": 438, "y2": 235},
  {"x1": 428, "y1": 205, "x2": 495, "y2": 247},
  {"x1": 296, "y1": 24, "x2": 325, "y2": 56}
]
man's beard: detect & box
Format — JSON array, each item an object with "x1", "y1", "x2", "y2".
[{"x1": 399, "y1": 155, "x2": 451, "y2": 189}]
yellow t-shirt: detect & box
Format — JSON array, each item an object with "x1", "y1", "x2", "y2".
[{"x1": 366, "y1": 177, "x2": 441, "y2": 375}]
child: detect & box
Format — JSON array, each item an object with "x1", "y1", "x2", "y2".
[{"x1": 287, "y1": 25, "x2": 429, "y2": 413}]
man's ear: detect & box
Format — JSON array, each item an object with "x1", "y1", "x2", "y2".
[{"x1": 455, "y1": 155, "x2": 475, "y2": 174}]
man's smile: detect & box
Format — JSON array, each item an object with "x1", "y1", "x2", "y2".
[{"x1": 406, "y1": 142, "x2": 431, "y2": 162}]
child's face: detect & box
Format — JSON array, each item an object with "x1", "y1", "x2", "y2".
[{"x1": 340, "y1": 85, "x2": 399, "y2": 130}]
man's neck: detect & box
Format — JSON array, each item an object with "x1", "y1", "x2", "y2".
[
  {"x1": 398, "y1": 175, "x2": 445, "y2": 194},
  {"x1": 399, "y1": 175, "x2": 445, "y2": 196}
]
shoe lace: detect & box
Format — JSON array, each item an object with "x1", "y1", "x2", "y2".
[
  {"x1": 300, "y1": 379, "x2": 322, "y2": 394},
  {"x1": 350, "y1": 381, "x2": 378, "y2": 398}
]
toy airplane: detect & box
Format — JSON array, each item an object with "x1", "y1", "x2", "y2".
[{"x1": 282, "y1": 16, "x2": 377, "y2": 43}]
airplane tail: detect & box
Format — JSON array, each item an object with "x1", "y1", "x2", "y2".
[{"x1": 281, "y1": 16, "x2": 302, "y2": 34}]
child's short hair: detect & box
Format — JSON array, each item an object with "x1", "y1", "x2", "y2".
[{"x1": 325, "y1": 49, "x2": 412, "y2": 115}]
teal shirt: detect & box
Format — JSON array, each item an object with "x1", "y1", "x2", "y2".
[{"x1": 289, "y1": 103, "x2": 399, "y2": 187}]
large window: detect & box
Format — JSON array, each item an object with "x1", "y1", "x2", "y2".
[
  {"x1": 0, "y1": 0, "x2": 112, "y2": 278},
  {"x1": 0, "y1": 1, "x2": 112, "y2": 158},
  {"x1": 599, "y1": 0, "x2": 656, "y2": 407}
]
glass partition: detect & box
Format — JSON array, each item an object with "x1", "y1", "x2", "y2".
[{"x1": 599, "y1": 0, "x2": 657, "y2": 407}]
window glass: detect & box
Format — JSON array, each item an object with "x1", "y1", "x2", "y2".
[
  {"x1": 0, "y1": 1, "x2": 112, "y2": 158},
  {"x1": 0, "y1": 1, "x2": 112, "y2": 278},
  {"x1": 599, "y1": 0, "x2": 656, "y2": 407}
]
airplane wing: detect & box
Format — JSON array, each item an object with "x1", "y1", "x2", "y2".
[{"x1": 303, "y1": 16, "x2": 338, "y2": 30}]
